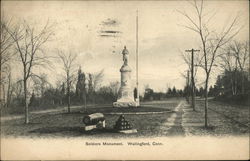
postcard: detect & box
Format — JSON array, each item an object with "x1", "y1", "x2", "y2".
[{"x1": 0, "y1": 0, "x2": 249, "y2": 160}]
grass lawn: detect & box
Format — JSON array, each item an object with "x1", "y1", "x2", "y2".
[
  {"x1": 183, "y1": 99, "x2": 249, "y2": 136},
  {"x1": 1, "y1": 98, "x2": 181, "y2": 138}
]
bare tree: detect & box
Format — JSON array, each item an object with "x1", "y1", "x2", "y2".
[
  {"x1": 12, "y1": 80, "x2": 23, "y2": 99},
  {"x1": 109, "y1": 81, "x2": 119, "y2": 96},
  {"x1": 178, "y1": 0, "x2": 241, "y2": 127},
  {"x1": 86, "y1": 69, "x2": 104, "y2": 106},
  {"x1": 7, "y1": 20, "x2": 55, "y2": 123},
  {"x1": 4, "y1": 67, "x2": 12, "y2": 108},
  {"x1": 32, "y1": 73, "x2": 51, "y2": 97},
  {"x1": 93, "y1": 69, "x2": 104, "y2": 91},
  {"x1": 229, "y1": 41, "x2": 249, "y2": 94},
  {"x1": 219, "y1": 40, "x2": 249, "y2": 95},
  {"x1": 57, "y1": 50, "x2": 78, "y2": 113},
  {"x1": 0, "y1": 14, "x2": 15, "y2": 107},
  {"x1": 219, "y1": 48, "x2": 238, "y2": 95}
]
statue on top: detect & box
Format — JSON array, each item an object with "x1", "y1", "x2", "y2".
[{"x1": 122, "y1": 46, "x2": 129, "y2": 65}]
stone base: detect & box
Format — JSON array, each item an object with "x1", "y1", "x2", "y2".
[
  {"x1": 84, "y1": 121, "x2": 105, "y2": 131},
  {"x1": 118, "y1": 129, "x2": 137, "y2": 134},
  {"x1": 84, "y1": 125, "x2": 97, "y2": 131},
  {"x1": 135, "y1": 98, "x2": 140, "y2": 107},
  {"x1": 113, "y1": 101, "x2": 137, "y2": 107}
]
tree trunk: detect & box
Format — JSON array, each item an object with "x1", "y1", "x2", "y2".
[
  {"x1": 2, "y1": 84, "x2": 6, "y2": 108},
  {"x1": 191, "y1": 80, "x2": 195, "y2": 111},
  {"x1": 0, "y1": 53, "x2": 2, "y2": 108},
  {"x1": 230, "y1": 77, "x2": 234, "y2": 95},
  {"x1": 84, "y1": 92, "x2": 87, "y2": 112},
  {"x1": 234, "y1": 62, "x2": 238, "y2": 95},
  {"x1": 67, "y1": 78, "x2": 70, "y2": 113},
  {"x1": 24, "y1": 78, "x2": 29, "y2": 124},
  {"x1": 241, "y1": 72, "x2": 245, "y2": 94},
  {"x1": 67, "y1": 88, "x2": 70, "y2": 113},
  {"x1": 234, "y1": 74, "x2": 237, "y2": 95},
  {"x1": 204, "y1": 76, "x2": 209, "y2": 128},
  {"x1": 230, "y1": 72, "x2": 235, "y2": 95},
  {"x1": 6, "y1": 73, "x2": 11, "y2": 108}
]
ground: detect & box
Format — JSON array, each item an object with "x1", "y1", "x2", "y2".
[
  {"x1": 183, "y1": 99, "x2": 249, "y2": 136},
  {"x1": 0, "y1": 97, "x2": 249, "y2": 138}
]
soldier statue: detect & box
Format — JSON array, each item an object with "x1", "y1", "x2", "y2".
[{"x1": 122, "y1": 46, "x2": 129, "y2": 65}]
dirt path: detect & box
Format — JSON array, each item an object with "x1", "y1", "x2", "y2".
[
  {"x1": 182, "y1": 102, "x2": 204, "y2": 136},
  {"x1": 160, "y1": 100, "x2": 185, "y2": 136}
]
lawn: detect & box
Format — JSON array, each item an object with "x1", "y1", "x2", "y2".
[
  {"x1": 183, "y1": 99, "x2": 249, "y2": 136},
  {"x1": 1, "y1": 98, "x2": 180, "y2": 138}
]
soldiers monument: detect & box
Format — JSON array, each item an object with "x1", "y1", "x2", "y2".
[{"x1": 113, "y1": 46, "x2": 137, "y2": 107}]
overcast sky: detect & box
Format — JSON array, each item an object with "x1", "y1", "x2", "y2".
[{"x1": 2, "y1": 0, "x2": 249, "y2": 92}]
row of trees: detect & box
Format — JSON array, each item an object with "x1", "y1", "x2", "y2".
[
  {"x1": 184, "y1": 40, "x2": 249, "y2": 100},
  {"x1": 180, "y1": 0, "x2": 248, "y2": 127},
  {"x1": 207, "y1": 69, "x2": 249, "y2": 105},
  {"x1": 143, "y1": 86, "x2": 184, "y2": 101},
  {"x1": 28, "y1": 69, "x2": 120, "y2": 112},
  {"x1": 0, "y1": 15, "x2": 56, "y2": 123},
  {"x1": 0, "y1": 15, "x2": 121, "y2": 123},
  {"x1": 218, "y1": 41, "x2": 249, "y2": 96},
  {"x1": 1, "y1": 51, "x2": 120, "y2": 115}
]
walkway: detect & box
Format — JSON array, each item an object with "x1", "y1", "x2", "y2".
[{"x1": 160, "y1": 100, "x2": 185, "y2": 136}]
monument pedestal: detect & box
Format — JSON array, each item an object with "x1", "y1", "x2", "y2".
[
  {"x1": 113, "y1": 64, "x2": 136, "y2": 107},
  {"x1": 113, "y1": 101, "x2": 137, "y2": 107},
  {"x1": 113, "y1": 46, "x2": 136, "y2": 107}
]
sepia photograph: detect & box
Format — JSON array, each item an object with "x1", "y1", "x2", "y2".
[{"x1": 0, "y1": 0, "x2": 249, "y2": 160}]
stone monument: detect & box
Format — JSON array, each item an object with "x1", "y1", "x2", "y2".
[{"x1": 113, "y1": 46, "x2": 137, "y2": 107}]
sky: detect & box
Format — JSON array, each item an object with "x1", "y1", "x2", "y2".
[{"x1": 2, "y1": 0, "x2": 249, "y2": 92}]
